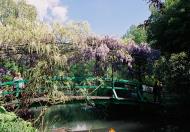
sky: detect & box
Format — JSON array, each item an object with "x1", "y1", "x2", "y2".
[{"x1": 26, "y1": 0, "x2": 151, "y2": 37}]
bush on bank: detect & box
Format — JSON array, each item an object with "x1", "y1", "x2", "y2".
[{"x1": 0, "y1": 106, "x2": 37, "y2": 132}]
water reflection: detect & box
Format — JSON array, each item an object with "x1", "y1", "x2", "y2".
[
  {"x1": 61, "y1": 120, "x2": 144, "y2": 132},
  {"x1": 38, "y1": 104, "x2": 188, "y2": 132}
]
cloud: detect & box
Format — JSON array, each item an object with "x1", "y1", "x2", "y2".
[
  {"x1": 26, "y1": 0, "x2": 68, "y2": 23},
  {"x1": 51, "y1": 6, "x2": 68, "y2": 22}
]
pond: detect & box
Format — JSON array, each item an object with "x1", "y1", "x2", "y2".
[{"x1": 33, "y1": 103, "x2": 188, "y2": 132}]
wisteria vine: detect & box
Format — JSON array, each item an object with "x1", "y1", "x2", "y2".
[{"x1": 67, "y1": 36, "x2": 160, "y2": 76}]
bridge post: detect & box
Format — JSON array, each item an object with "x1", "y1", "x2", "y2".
[
  {"x1": 15, "y1": 81, "x2": 20, "y2": 97},
  {"x1": 137, "y1": 84, "x2": 144, "y2": 102},
  {"x1": 112, "y1": 89, "x2": 119, "y2": 99}
]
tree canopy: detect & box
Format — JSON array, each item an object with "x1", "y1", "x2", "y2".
[
  {"x1": 122, "y1": 25, "x2": 147, "y2": 44},
  {"x1": 147, "y1": 0, "x2": 190, "y2": 54}
]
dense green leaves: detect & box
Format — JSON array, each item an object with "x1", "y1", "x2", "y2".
[
  {"x1": 123, "y1": 25, "x2": 147, "y2": 44},
  {"x1": 0, "y1": 107, "x2": 36, "y2": 132},
  {"x1": 147, "y1": 0, "x2": 190, "y2": 54},
  {"x1": 146, "y1": 0, "x2": 190, "y2": 97},
  {"x1": 168, "y1": 52, "x2": 190, "y2": 93},
  {"x1": 0, "y1": 0, "x2": 37, "y2": 24}
]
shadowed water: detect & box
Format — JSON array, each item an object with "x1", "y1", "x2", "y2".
[{"x1": 33, "y1": 104, "x2": 189, "y2": 132}]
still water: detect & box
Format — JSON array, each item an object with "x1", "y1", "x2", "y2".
[{"x1": 35, "y1": 104, "x2": 188, "y2": 132}]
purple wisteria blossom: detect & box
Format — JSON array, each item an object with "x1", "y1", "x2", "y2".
[{"x1": 69, "y1": 36, "x2": 160, "y2": 71}]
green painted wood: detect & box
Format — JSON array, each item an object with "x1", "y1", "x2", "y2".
[
  {"x1": 0, "y1": 80, "x2": 28, "y2": 97},
  {"x1": 0, "y1": 80, "x2": 28, "y2": 87},
  {"x1": 0, "y1": 77, "x2": 145, "y2": 103}
]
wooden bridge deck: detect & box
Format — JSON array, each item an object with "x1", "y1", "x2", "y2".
[
  {"x1": 2, "y1": 96, "x2": 112, "y2": 107},
  {"x1": 2, "y1": 95, "x2": 151, "y2": 108}
]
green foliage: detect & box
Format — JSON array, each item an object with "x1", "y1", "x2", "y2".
[
  {"x1": 52, "y1": 21, "x2": 90, "y2": 51},
  {"x1": 3, "y1": 61, "x2": 19, "y2": 72},
  {"x1": 147, "y1": 0, "x2": 190, "y2": 54},
  {"x1": 147, "y1": 0, "x2": 190, "y2": 98},
  {"x1": 153, "y1": 57, "x2": 169, "y2": 83},
  {"x1": 123, "y1": 25, "x2": 147, "y2": 44},
  {"x1": 0, "y1": 0, "x2": 18, "y2": 24},
  {"x1": 69, "y1": 61, "x2": 95, "y2": 78},
  {"x1": 1, "y1": 75, "x2": 13, "y2": 82},
  {"x1": 153, "y1": 53, "x2": 190, "y2": 95},
  {"x1": 143, "y1": 75, "x2": 156, "y2": 86},
  {"x1": 0, "y1": 107, "x2": 37, "y2": 132},
  {"x1": 0, "y1": 106, "x2": 6, "y2": 113},
  {"x1": 0, "y1": 0, "x2": 37, "y2": 24},
  {"x1": 168, "y1": 52, "x2": 190, "y2": 94}
]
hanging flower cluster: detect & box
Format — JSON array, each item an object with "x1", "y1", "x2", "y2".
[
  {"x1": 81, "y1": 36, "x2": 133, "y2": 67},
  {"x1": 69, "y1": 36, "x2": 160, "y2": 70}
]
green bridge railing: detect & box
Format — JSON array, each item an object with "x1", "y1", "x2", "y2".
[
  {"x1": 0, "y1": 80, "x2": 28, "y2": 97},
  {"x1": 0, "y1": 77, "x2": 144, "y2": 101}
]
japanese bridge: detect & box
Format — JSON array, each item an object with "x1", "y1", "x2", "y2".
[{"x1": 0, "y1": 77, "x2": 165, "y2": 108}]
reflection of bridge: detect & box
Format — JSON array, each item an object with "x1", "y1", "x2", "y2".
[{"x1": 0, "y1": 77, "x2": 161, "y2": 107}]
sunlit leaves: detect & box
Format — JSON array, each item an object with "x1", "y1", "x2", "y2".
[
  {"x1": 0, "y1": 17, "x2": 68, "y2": 66},
  {"x1": 16, "y1": 0, "x2": 37, "y2": 21},
  {"x1": 52, "y1": 21, "x2": 90, "y2": 45},
  {"x1": 0, "y1": 0, "x2": 37, "y2": 24},
  {"x1": 122, "y1": 25, "x2": 147, "y2": 44},
  {"x1": 0, "y1": 109, "x2": 36, "y2": 132},
  {"x1": 0, "y1": 19, "x2": 53, "y2": 45},
  {"x1": 0, "y1": 0, "x2": 17, "y2": 24},
  {"x1": 169, "y1": 52, "x2": 190, "y2": 78}
]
